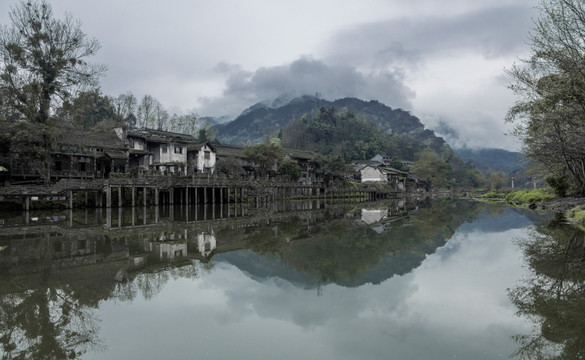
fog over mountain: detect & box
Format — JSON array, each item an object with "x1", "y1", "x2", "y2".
[{"x1": 0, "y1": 0, "x2": 535, "y2": 151}]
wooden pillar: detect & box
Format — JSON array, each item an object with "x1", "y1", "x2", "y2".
[
  {"x1": 67, "y1": 190, "x2": 73, "y2": 209},
  {"x1": 185, "y1": 186, "x2": 189, "y2": 205},
  {"x1": 170, "y1": 188, "x2": 174, "y2": 205},
  {"x1": 106, "y1": 186, "x2": 112, "y2": 208},
  {"x1": 155, "y1": 188, "x2": 159, "y2": 206},
  {"x1": 23, "y1": 196, "x2": 30, "y2": 211},
  {"x1": 118, "y1": 186, "x2": 123, "y2": 207},
  {"x1": 143, "y1": 187, "x2": 147, "y2": 207},
  {"x1": 204, "y1": 186, "x2": 208, "y2": 204},
  {"x1": 131, "y1": 186, "x2": 135, "y2": 207}
]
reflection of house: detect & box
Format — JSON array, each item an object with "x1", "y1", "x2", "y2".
[
  {"x1": 360, "y1": 209, "x2": 388, "y2": 225},
  {"x1": 197, "y1": 232, "x2": 216, "y2": 258},
  {"x1": 150, "y1": 242, "x2": 188, "y2": 261}
]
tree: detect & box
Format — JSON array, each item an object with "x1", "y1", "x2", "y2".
[
  {"x1": 315, "y1": 154, "x2": 347, "y2": 184},
  {"x1": 0, "y1": 0, "x2": 105, "y2": 181},
  {"x1": 0, "y1": 0, "x2": 106, "y2": 124},
  {"x1": 59, "y1": 89, "x2": 117, "y2": 127},
  {"x1": 243, "y1": 141, "x2": 280, "y2": 177},
  {"x1": 488, "y1": 171, "x2": 507, "y2": 190},
  {"x1": 278, "y1": 158, "x2": 301, "y2": 181},
  {"x1": 137, "y1": 94, "x2": 156, "y2": 128},
  {"x1": 506, "y1": 0, "x2": 585, "y2": 195},
  {"x1": 113, "y1": 92, "x2": 138, "y2": 128},
  {"x1": 153, "y1": 100, "x2": 168, "y2": 130},
  {"x1": 411, "y1": 149, "x2": 453, "y2": 189}
]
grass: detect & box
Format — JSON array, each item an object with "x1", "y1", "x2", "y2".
[
  {"x1": 567, "y1": 205, "x2": 585, "y2": 223},
  {"x1": 505, "y1": 189, "x2": 555, "y2": 203},
  {"x1": 480, "y1": 191, "x2": 507, "y2": 199}
]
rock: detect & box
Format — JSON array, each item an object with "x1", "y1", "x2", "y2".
[{"x1": 529, "y1": 203, "x2": 537, "y2": 210}]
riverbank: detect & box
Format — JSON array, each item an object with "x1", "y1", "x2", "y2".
[{"x1": 477, "y1": 189, "x2": 585, "y2": 226}]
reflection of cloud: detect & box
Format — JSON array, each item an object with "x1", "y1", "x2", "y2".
[{"x1": 94, "y1": 226, "x2": 532, "y2": 360}]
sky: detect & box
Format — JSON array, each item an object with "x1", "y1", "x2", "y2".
[{"x1": 0, "y1": 0, "x2": 539, "y2": 151}]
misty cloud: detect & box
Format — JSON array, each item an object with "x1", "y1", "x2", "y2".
[
  {"x1": 197, "y1": 57, "x2": 415, "y2": 118},
  {"x1": 324, "y1": 4, "x2": 534, "y2": 70}
]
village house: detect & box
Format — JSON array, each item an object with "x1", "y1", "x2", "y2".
[
  {"x1": 9, "y1": 126, "x2": 129, "y2": 181},
  {"x1": 188, "y1": 141, "x2": 217, "y2": 174},
  {"x1": 280, "y1": 148, "x2": 322, "y2": 183},
  {"x1": 356, "y1": 163, "x2": 411, "y2": 191},
  {"x1": 214, "y1": 144, "x2": 253, "y2": 177},
  {"x1": 124, "y1": 129, "x2": 192, "y2": 175}
]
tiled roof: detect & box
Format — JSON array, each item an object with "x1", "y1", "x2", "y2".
[
  {"x1": 51, "y1": 127, "x2": 127, "y2": 150},
  {"x1": 127, "y1": 128, "x2": 197, "y2": 143},
  {"x1": 215, "y1": 144, "x2": 246, "y2": 158}
]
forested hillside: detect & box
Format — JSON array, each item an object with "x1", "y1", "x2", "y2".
[{"x1": 214, "y1": 96, "x2": 445, "y2": 155}]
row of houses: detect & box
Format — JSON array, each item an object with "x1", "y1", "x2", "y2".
[
  {"x1": 5, "y1": 127, "x2": 324, "y2": 183},
  {"x1": 4, "y1": 126, "x2": 423, "y2": 189}
]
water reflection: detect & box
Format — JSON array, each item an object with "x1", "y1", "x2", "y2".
[
  {"x1": 509, "y1": 215, "x2": 585, "y2": 359},
  {"x1": 0, "y1": 199, "x2": 544, "y2": 359}
]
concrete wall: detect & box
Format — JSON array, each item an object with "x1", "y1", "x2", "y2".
[{"x1": 361, "y1": 166, "x2": 385, "y2": 182}]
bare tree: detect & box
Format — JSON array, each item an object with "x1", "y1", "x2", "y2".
[
  {"x1": 0, "y1": 0, "x2": 106, "y2": 124},
  {"x1": 113, "y1": 92, "x2": 138, "y2": 128},
  {"x1": 137, "y1": 94, "x2": 156, "y2": 129},
  {"x1": 507, "y1": 0, "x2": 585, "y2": 194}
]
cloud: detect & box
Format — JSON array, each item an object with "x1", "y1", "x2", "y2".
[
  {"x1": 197, "y1": 56, "x2": 415, "y2": 117},
  {"x1": 323, "y1": 4, "x2": 534, "y2": 69}
]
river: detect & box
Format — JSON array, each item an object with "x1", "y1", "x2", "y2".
[{"x1": 0, "y1": 198, "x2": 582, "y2": 359}]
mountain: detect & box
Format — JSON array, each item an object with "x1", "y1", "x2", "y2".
[
  {"x1": 455, "y1": 147, "x2": 526, "y2": 175},
  {"x1": 213, "y1": 95, "x2": 443, "y2": 150}
]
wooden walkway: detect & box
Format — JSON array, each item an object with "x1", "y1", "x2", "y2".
[{"x1": 0, "y1": 175, "x2": 400, "y2": 211}]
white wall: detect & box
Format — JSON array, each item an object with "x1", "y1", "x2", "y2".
[{"x1": 361, "y1": 166, "x2": 385, "y2": 182}]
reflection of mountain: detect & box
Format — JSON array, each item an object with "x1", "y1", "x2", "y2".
[
  {"x1": 214, "y1": 199, "x2": 520, "y2": 287},
  {"x1": 1, "y1": 200, "x2": 542, "y2": 292},
  {"x1": 457, "y1": 206, "x2": 538, "y2": 234},
  {"x1": 216, "y1": 250, "x2": 320, "y2": 288}
]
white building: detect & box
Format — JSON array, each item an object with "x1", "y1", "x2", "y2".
[
  {"x1": 123, "y1": 129, "x2": 217, "y2": 175},
  {"x1": 188, "y1": 142, "x2": 217, "y2": 174}
]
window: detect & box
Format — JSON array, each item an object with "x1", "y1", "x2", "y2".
[
  {"x1": 162, "y1": 144, "x2": 168, "y2": 153},
  {"x1": 174, "y1": 146, "x2": 183, "y2": 154},
  {"x1": 204, "y1": 151, "x2": 210, "y2": 160}
]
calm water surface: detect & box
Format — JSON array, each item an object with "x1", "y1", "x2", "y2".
[{"x1": 1, "y1": 199, "x2": 582, "y2": 359}]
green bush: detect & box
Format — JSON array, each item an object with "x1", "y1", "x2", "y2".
[
  {"x1": 506, "y1": 189, "x2": 555, "y2": 203},
  {"x1": 480, "y1": 192, "x2": 507, "y2": 199}
]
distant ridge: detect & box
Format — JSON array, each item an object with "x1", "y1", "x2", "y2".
[
  {"x1": 455, "y1": 148, "x2": 526, "y2": 175},
  {"x1": 213, "y1": 95, "x2": 444, "y2": 151}
]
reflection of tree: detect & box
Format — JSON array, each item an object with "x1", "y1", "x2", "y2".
[
  {"x1": 509, "y1": 218, "x2": 585, "y2": 359},
  {"x1": 0, "y1": 283, "x2": 103, "y2": 359},
  {"x1": 282, "y1": 199, "x2": 485, "y2": 284},
  {"x1": 112, "y1": 263, "x2": 200, "y2": 302}
]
